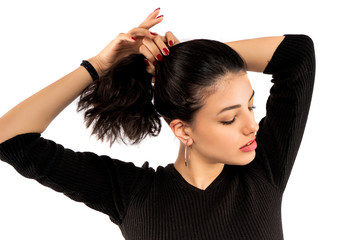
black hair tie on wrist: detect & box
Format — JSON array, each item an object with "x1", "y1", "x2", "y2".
[{"x1": 81, "y1": 60, "x2": 99, "y2": 81}]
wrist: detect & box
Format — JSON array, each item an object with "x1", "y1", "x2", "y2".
[{"x1": 88, "y1": 57, "x2": 104, "y2": 78}]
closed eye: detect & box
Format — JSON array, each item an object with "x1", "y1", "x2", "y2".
[
  {"x1": 221, "y1": 106, "x2": 256, "y2": 126},
  {"x1": 221, "y1": 117, "x2": 236, "y2": 125}
]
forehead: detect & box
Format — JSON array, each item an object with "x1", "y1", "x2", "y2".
[{"x1": 200, "y1": 72, "x2": 253, "y2": 114}]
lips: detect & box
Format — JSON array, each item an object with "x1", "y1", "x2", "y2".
[
  {"x1": 239, "y1": 138, "x2": 257, "y2": 152},
  {"x1": 240, "y1": 138, "x2": 256, "y2": 149}
]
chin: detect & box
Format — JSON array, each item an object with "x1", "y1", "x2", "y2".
[{"x1": 232, "y1": 151, "x2": 256, "y2": 166}]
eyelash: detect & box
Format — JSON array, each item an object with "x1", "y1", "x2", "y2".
[
  {"x1": 221, "y1": 118, "x2": 236, "y2": 125},
  {"x1": 220, "y1": 106, "x2": 256, "y2": 125}
]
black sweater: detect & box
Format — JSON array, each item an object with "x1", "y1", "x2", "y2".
[{"x1": 0, "y1": 34, "x2": 315, "y2": 240}]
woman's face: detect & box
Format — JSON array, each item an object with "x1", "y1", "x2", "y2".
[{"x1": 189, "y1": 71, "x2": 259, "y2": 166}]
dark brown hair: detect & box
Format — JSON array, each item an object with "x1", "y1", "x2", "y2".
[{"x1": 77, "y1": 39, "x2": 246, "y2": 145}]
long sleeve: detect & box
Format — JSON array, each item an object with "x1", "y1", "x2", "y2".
[
  {"x1": 0, "y1": 133, "x2": 153, "y2": 225},
  {"x1": 251, "y1": 34, "x2": 316, "y2": 191}
]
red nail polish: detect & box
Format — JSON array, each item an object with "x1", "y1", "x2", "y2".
[
  {"x1": 150, "y1": 32, "x2": 157, "y2": 36},
  {"x1": 156, "y1": 15, "x2": 163, "y2": 19},
  {"x1": 144, "y1": 59, "x2": 150, "y2": 66},
  {"x1": 153, "y1": 60, "x2": 157, "y2": 66},
  {"x1": 153, "y1": 8, "x2": 160, "y2": 12},
  {"x1": 169, "y1": 40, "x2": 174, "y2": 47},
  {"x1": 163, "y1": 48, "x2": 170, "y2": 56},
  {"x1": 157, "y1": 54, "x2": 163, "y2": 61},
  {"x1": 131, "y1": 37, "x2": 137, "y2": 41}
]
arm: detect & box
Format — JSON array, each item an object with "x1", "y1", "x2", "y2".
[
  {"x1": 0, "y1": 132, "x2": 153, "y2": 225},
  {"x1": 0, "y1": 10, "x2": 165, "y2": 144},
  {"x1": 230, "y1": 35, "x2": 316, "y2": 190},
  {"x1": 0, "y1": 64, "x2": 94, "y2": 143},
  {"x1": 226, "y1": 36, "x2": 285, "y2": 72},
  {"x1": 0, "y1": 9, "x2": 174, "y2": 224}
]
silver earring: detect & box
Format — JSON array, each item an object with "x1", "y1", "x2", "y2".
[{"x1": 185, "y1": 144, "x2": 190, "y2": 167}]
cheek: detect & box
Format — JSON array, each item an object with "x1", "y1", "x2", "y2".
[
  {"x1": 217, "y1": 128, "x2": 240, "y2": 150},
  {"x1": 194, "y1": 124, "x2": 240, "y2": 151}
]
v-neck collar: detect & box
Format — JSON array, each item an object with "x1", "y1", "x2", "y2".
[{"x1": 166, "y1": 163, "x2": 229, "y2": 193}]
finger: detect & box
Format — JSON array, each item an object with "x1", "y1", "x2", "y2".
[
  {"x1": 109, "y1": 33, "x2": 137, "y2": 49},
  {"x1": 140, "y1": 44, "x2": 156, "y2": 66},
  {"x1": 128, "y1": 27, "x2": 158, "y2": 40},
  {"x1": 139, "y1": 8, "x2": 164, "y2": 29},
  {"x1": 148, "y1": 66, "x2": 156, "y2": 77},
  {"x1": 145, "y1": 59, "x2": 156, "y2": 76},
  {"x1": 139, "y1": 46, "x2": 156, "y2": 77},
  {"x1": 153, "y1": 35, "x2": 170, "y2": 56},
  {"x1": 142, "y1": 37, "x2": 164, "y2": 62},
  {"x1": 143, "y1": 57, "x2": 156, "y2": 79},
  {"x1": 164, "y1": 31, "x2": 180, "y2": 47}
]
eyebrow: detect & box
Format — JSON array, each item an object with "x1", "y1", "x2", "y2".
[{"x1": 216, "y1": 90, "x2": 255, "y2": 116}]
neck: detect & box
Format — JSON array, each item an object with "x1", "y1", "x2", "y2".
[{"x1": 174, "y1": 143, "x2": 224, "y2": 190}]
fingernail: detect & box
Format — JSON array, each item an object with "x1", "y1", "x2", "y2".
[
  {"x1": 156, "y1": 15, "x2": 164, "y2": 19},
  {"x1": 153, "y1": 8, "x2": 160, "y2": 12},
  {"x1": 131, "y1": 37, "x2": 137, "y2": 41},
  {"x1": 150, "y1": 32, "x2": 157, "y2": 36},
  {"x1": 169, "y1": 40, "x2": 174, "y2": 47},
  {"x1": 153, "y1": 60, "x2": 157, "y2": 66},
  {"x1": 144, "y1": 59, "x2": 150, "y2": 66},
  {"x1": 156, "y1": 54, "x2": 163, "y2": 61},
  {"x1": 163, "y1": 48, "x2": 170, "y2": 56}
]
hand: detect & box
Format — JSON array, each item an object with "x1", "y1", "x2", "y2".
[
  {"x1": 140, "y1": 31, "x2": 180, "y2": 78},
  {"x1": 89, "y1": 9, "x2": 164, "y2": 77}
]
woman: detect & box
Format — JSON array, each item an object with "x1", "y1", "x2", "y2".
[{"x1": 0, "y1": 9, "x2": 315, "y2": 240}]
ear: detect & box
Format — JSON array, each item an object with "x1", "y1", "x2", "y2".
[{"x1": 169, "y1": 119, "x2": 194, "y2": 146}]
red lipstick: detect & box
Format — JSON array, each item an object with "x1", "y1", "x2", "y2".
[{"x1": 240, "y1": 138, "x2": 257, "y2": 152}]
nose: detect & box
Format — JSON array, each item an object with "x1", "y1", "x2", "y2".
[{"x1": 241, "y1": 111, "x2": 259, "y2": 136}]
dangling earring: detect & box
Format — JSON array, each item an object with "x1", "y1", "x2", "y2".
[{"x1": 184, "y1": 143, "x2": 191, "y2": 167}]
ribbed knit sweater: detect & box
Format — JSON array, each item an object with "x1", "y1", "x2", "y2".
[{"x1": 0, "y1": 34, "x2": 315, "y2": 240}]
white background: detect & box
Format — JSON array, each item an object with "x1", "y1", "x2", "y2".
[{"x1": 0, "y1": 0, "x2": 359, "y2": 239}]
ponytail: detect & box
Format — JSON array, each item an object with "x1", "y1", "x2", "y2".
[
  {"x1": 78, "y1": 40, "x2": 246, "y2": 146},
  {"x1": 77, "y1": 54, "x2": 161, "y2": 145}
]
